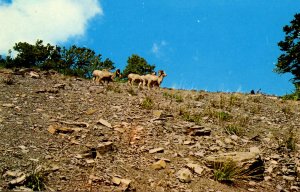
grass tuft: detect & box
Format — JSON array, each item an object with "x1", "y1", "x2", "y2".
[
  {"x1": 224, "y1": 124, "x2": 243, "y2": 136},
  {"x1": 213, "y1": 159, "x2": 240, "y2": 183},
  {"x1": 141, "y1": 97, "x2": 154, "y2": 109},
  {"x1": 25, "y1": 168, "x2": 47, "y2": 191}
]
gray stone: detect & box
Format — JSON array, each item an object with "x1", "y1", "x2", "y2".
[{"x1": 176, "y1": 168, "x2": 192, "y2": 183}]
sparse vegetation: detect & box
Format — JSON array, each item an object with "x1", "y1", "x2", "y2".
[
  {"x1": 213, "y1": 159, "x2": 241, "y2": 183},
  {"x1": 25, "y1": 168, "x2": 47, "y2": 191},
  {"x1": 1, "y1": 68, "x2": 300, "y2": 191},
  {"x1": 216, "y1": 111, "x2": 231, "y2": 123},
  {"x1": 282, "y1": 91, "x2": 300, "y2": 101},
  {"x1": 224, "y1": 124, "x2": 243, "y2": 136},
  {"x1": 285, "y1": 128, "x2": 296, "y2": 151},
  {"x1": 179, "y1": 108, "x2": 202, "y2": 125},
  {"x1": 127, "y1": 87, "x2": 137, "y2": 96},
  {"x1": 141, "y1": 96, "x2": 154, "y2": 109},
  {"x1": 163, "y1": 92, "x2": 183, "y2": 102},
  {"x1": 2, "y1": 75, "x2": 15, "y2": 85},
  {"x1": 106, "y1": 84, "x2": 122, "y2": 93}
]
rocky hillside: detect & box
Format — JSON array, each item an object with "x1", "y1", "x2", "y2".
[{"x1": 0, "y1": 68, "x2": 300, "y2": 192}]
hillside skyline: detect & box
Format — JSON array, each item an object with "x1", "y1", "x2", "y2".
[{"x1": 1, "y1": 0, "x2": 300, "y2": 95}]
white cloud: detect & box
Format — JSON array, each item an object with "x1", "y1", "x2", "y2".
[
  {"x1": 0, "y1": 0, "x2": 103, "y2": 54},
  {"x1": 151, "y1": 40, "x2": 167, "y2": 58}
]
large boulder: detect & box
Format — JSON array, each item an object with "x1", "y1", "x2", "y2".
[{"x1": 205, "y1": 150, "x2": 264, "y2": 180}]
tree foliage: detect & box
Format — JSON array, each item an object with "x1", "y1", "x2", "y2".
[
  {"x1": 122, "y1": 54, "x2": 155, "y2": 78},
  {"x1": 60, "y1": 45, "x2": 114, "y2": 77},
  {"x1": 1, "y1": 39, "x2": 115, "y2": 78},
  {"x1": 275, "y1": 13, "x2": 300, "y2": 85}
]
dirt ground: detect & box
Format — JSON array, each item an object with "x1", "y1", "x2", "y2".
[{"x1": 0, "y1": 69, "x2": 300, "y2": 192}]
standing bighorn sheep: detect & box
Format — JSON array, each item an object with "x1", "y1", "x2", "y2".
[
  {"x1": 92, "y1": 69, "x2": 121, "y2": 85},
  {"x1": 127, "y1": 72, "x2": 157, "y2": 89},
  {"x1": 127, "y1": 70, "x2": 167, "y2": 89},
  {"x1": 142, "y1": 70, "x2": 167, "y2": 89}
]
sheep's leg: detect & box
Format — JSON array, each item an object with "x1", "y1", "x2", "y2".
[
  {"x1": 147, "y1": 81, "x2": 151, "y2": 90},
  {"x1": 143, "y1": 79, "x2": 147, "y2": 88},
  {"x1": 138, "y1": 80, "x2": 143, "y2": 89}
]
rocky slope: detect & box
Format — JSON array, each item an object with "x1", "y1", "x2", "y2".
[{"x1": 0, "y1": 68, "x2": 300, "y2": 192}]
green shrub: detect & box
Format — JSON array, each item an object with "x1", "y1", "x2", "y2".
[
  {"x1": 217, "y1": 111, "x2": 231, "y2": 122},
  {"x1": 179, "y1": 108, "x2": 202, "y2": 125},
  {"x1": 213, "y1": 160, "x2": 240, "y2": 183},
  {"x1": 224, "y1": 124, "x2": 243, "y2": 136},
  {"x1": 163, "y1": 92, "x2": 183, "y2": 102},
  {"x1": 141, "y1": 97, "x2": 154, "y2": 109},
  {"x1": 25, "y1": 170, "x2": 47, "y2": 191}
]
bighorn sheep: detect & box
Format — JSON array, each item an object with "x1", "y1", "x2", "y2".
[
  {"x1": 92, "y1": 69, "x2": 121, "y2": 85},
  {"x1": 127, "y1": 73, "x2": 143, "y2": 87},
  {"x1": 127, "y1": 72, "x2": 156, "y2": 89},
  {"x1": 142, "y1": 70, "x2": 167, "y2": 89}
]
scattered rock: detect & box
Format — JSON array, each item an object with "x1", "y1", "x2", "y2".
[
  {"x1": 97, "y1": 119, "x2": 112, "y2": 128},
  {"x1": 205, "y1": 151, "x2": 265, "y2": 180},
  {"x1": 112, "y1": 177, "x2": 131, "y2": 190},
  {"x1": 250, "y1": 146, "x2": 260, "y2": 154},
  {"x1": 9, "y1": 173, "x2": 27, "y2": 185},
  {"x1": 48, "y1": 125, "x2": 81, "y2": 134},
  {"x1": 97, "y1": 142, "x2": 113, "y2": 154},
  {"x1": 176, "y1": 168, "x2": 192, "y2": 183},
  {"x1": 86, "y1": 159, "x2": 95, "y2": 164},
  {"x1": 29, "y1": 71, "x2": 40, "y2": 78},
  {"x1": 152, "y1": 160, "x2": 167, "y2": 170},
  {"x1": 53, "y1": 83, "x2": 66, "y2": 89},
  {"x1": 36, "y1": 88, "x2": 59, "y2": 94},
  {"x1": 149, "y1": 147, "x2": 164, "y2": 154},
  {"x1": 187, "y1": 126, "x2": 211, "y2": 136},
  {"x1": 2, "y1": 103, "x2": 14, "y2": 108},
  {"x1": 153, "y1": 110, "x2": 163, "y2": 118},
  {"x1": 85, "y1": 108, "x2": 98, "y2": 115},
  {"x1": 186, "y1": 163, "x2": 204, "y2": 175},
  {"x1": 60, "y1": 121, "x2": 89, "y2": 128}
]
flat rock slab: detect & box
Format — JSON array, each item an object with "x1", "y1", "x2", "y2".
[
  {"x1": 187, "y1": 126, "x2": 211, "y2": 136},
  {"x1": 97, "y1": 119, "x2": 112, "y2": 128},
  {"x1": 149, "y1": 147, "x2": 164, "y2": 154},
  {"x1": 205, "y1": 151, "x2": 265, "y2": 180},
  {"x1": 205, "y1": 152, "x2": 258, "y2": 165}
]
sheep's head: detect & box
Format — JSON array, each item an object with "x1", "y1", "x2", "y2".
[
  {"x1": 115, "y1": 69, "x2": 121, "y2": 78},
  {"x1": 158, "y1": 70, "x2": 167, "y2": 77}
]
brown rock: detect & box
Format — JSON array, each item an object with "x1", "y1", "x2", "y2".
[
  {"x1": 152, "y1": 160, "x2": 167, "y2": 170},
  {"x1": 97, "y1": 142, "x2": 113, "y2": 154},
  {"x1": 149, "y1": 147, "x2": 164, "y2": 154},
  {"x1": 97, "y1": 119, "x2": 112, "y2": 128},
  {"x1": 176, "y1": 168, "x2": 192, "y2": 183}
]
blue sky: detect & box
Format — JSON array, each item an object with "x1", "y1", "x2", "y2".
[{"x1": 0, "y1": 0, "x2": 300, "y2": 95}]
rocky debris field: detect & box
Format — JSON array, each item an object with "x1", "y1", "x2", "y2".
[{"x1": 0, "y1": 68, "x2": 300, "y2": 192}]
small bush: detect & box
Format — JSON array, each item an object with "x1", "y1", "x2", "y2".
[
  {"x1": 285, "y1": 129, "x2": 296, "y2": 151},
  {"x1": 281, "y1": 106, "x2": 293, "y2": 116},
  {"x1": 229, "y1": 94, "x2": 241, "y2": 107},
  {"x1": 194, "y1": 93, "x2": 205, "y2": 101},
  {"x1": 286, "y1": 136, "x2": 296, "y2": 151},
  {"x1": 163, "y1": 92, "x2": 183, "y2": 102},
  {"x1": 2, "y1": 75, "x2": 15, "y2": 85},
  {"x1": 106, "y1": 84, "x2": 122, "y2": 93},
  {"x1": 141, "y1": 97, "x2": 154, "y2": 109},
  {"x1": 282, "y1": 85, "x2": 300, "y2": 101},
  {"x1": 277, "y1": 128, "x2": 297, "y2": 152},
  {"x1": 25, "y1": 169, "x2": 47, "y2": 191},
  {"x1": 180, "y1": 109, "x2": 202, "y2": 125},
  {"x1": 213, "y1": 159, "x2": 240, "y2": 183},
  {"x1": 127, "y1": 87, "x2": 137, "y2": 96},
  {"x1": 224, "y1": 124, "x2": 243, "y2": 136},
  {"x1": 216, "y1": 111, "x2": 231, "y2": 122}
]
